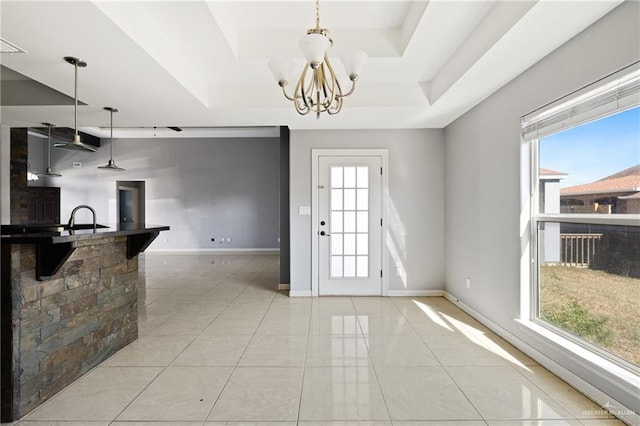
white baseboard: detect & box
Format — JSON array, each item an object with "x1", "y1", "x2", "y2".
[
  {"x1": 443, "y1": 291, "x2": 639, "y2": 426},
  {"x1": 288, "y1": 290, "x2": 312, "y2": 297},
  {"x1": 386, "y1": 289, "x2": 444, "y2": 297},
  {"x1": 145, "y1": 248, "x2": 279, "y2": 254},
  {"x1": 278, "y1": 283, "x2": 290, "y2": 290}
]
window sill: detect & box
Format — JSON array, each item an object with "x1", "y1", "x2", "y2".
[{"x1": 515, "y1": 318, "x2": 639, "y2": 391}]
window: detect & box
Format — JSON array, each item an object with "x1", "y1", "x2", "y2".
[{"x1": 523, "y1": 63, "x2": 640, "y2": 371}]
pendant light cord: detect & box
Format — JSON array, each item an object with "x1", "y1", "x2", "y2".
[
  {"x1": 109, "y1": 109, "x2": 114, "y2": 160},
  {"x1": 74, "y1": 62, "x2": 78, "y2": 138}
]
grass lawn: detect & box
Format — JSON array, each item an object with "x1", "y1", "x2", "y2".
[{"x1": 540, "y1": 264, "x2": 640, "y2": 366}]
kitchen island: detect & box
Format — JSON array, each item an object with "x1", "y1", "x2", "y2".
[{"x1": 1, "y1": 222, "x2": 169, "y2": 421}]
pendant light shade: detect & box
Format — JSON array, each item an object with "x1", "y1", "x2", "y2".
[
  {"x1": 37, "y1": 122, "x2": 62, "y2": 177},
  {"x1": 97, "y1": 107, "x2": 125, "y2": 171},
  {"x1": 53, "y1": 56, "x2": 97, "y2": 153}
]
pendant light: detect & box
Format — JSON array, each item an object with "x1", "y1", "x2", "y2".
[
  {"x1": 98, "y1": 107, "x2": 125, "y2": 171},
  {"x1": 54, "y1": 56, "x2": 97, "y2": 152},
  {"x1": 37, "y1": 122, "x2": 62, "y2": 177}
]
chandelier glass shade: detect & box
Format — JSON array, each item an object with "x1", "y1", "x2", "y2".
[{"x1": 268, "y1": 0, "x2": 367, "y2": 118}]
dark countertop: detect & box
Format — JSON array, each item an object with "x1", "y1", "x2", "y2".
[
  {"x1": 2, "y1": 223, "x2": 170, "y2": 280},
  {"x1": 1, "y1": 222, "x2": 170, "y2": 244}
]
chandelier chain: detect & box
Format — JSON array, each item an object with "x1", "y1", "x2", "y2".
[{"x1": 315, "y1": 0, "x2": 320, "y2": 28}]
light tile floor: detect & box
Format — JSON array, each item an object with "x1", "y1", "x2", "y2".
[{"x1": 11, "y1": 253, "x2": 625, "y2": 426}]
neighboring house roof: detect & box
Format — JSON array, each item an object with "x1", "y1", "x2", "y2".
[
  {"x1": 540, "y1": 168, "x2": 567, "y2": 176},
  {"x1": 560, "y1": 164, "x2": 640, "y2": 196},
  {"x1": 539, "y1": 168, "x2": 567, "y2": 180}
]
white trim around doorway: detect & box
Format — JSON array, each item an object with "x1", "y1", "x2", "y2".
[{"x1": 311, "y1": 149, "x2": 389, "y2": 297}]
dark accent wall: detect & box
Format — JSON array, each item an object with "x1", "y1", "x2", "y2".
[
  {"x1": 279, "y1": 126, "x2": 290, "y2": 285},
  {"x1": 10, "y1": 128, "x2": 28, "y2": 224}
]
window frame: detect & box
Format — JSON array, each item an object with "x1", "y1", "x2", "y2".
[{"x1": 529, "y1": 126, "x2": 640, "y2": 376}]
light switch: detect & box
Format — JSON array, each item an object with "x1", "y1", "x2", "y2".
[{"x1": 298, "y1": 206, "x2": 311, "y2": 216}]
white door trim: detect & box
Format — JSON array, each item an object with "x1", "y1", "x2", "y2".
[{"x1": 311, "y1": 149, "x2": 389, "y2": 297}]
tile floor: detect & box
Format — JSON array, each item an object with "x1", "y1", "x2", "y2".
[{"x1": 11, "y1": 253, "x2": 625, "y2": 426}]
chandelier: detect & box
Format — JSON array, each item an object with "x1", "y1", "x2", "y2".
[{"x1": 268, "y1": 0, "x2": 367, "y2": 118}]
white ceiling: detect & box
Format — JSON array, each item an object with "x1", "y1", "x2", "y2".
[{"x1": 0, "y1": 0, "x2": 622, "y2": 135}]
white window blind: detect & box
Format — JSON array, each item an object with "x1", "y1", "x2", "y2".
[{"x1": 522, "y1": 62, "x2": 640, "y2": 142}]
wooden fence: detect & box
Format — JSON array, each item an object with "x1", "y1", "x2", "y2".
[{"x1": 560, "y1": 233, "x2": 603, "y2": 267}]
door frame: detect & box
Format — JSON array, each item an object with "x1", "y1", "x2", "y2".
[
  {"x1": 116, "y1": 180, "x2": 145, "y2": 224},
  {"x1": 311, "y1": 149, "x2": 389, "y2": 297}
]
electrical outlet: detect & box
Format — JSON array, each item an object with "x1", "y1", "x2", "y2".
[
  {"x1": 466, "y1": 278, "x2": 471, "y2": 289},
  {"x1": 220, "y1": 237, "x2": 225, "y2": 244}
]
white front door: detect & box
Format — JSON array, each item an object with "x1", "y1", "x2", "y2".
[{"x1": 318, "y1": 156, "x2": 382, "y2": 295}]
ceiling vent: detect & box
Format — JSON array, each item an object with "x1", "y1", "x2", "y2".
[{"x1": 0, "y1": 38, "x2": 27, "y2": 54}]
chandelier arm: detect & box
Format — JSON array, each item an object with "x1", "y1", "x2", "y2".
[
  {"x1": 280, "y1": 84, "x2": 296, "y2": 101},
  {"x1": 340, "y1": 78, "x2": 358, "y2": 98},
  {"x1": 297, "y1": 66, "x2": 313, "y2": 112},
  {"x1": 323, "y1": 58, "x2": 341, "y2": 107},
  {"x1": 327, "y1": 98, "x2": 343, "y2": 114}
]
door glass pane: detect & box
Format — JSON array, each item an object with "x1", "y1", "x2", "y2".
[
  {"x1": 357, "y1": 189, "x2": 368, "y2": 211},
  {"x1": 331, "y1": 212, "x2": 343, "y2": 233},
  {"x1": 344, "y1": 212, "x2": 356, "y2": 232},
  {"x1": 331, "y1": 256, "x2": 343, "y2": 278},
  {"x1": 357, "y1": 212, "x2": 368, "y2": 233},
  {"x1": 326, "y1": 163, "x2": 373, "y2": 283},
  {"x1": 331, "y1": 167, "x2": 343, "y2": 188},
  {"x1": 357, "y1": 256, "x2": 368, "y2": 277},
  {"x1": 344, "y1": 233, "x2": 356, "y2": 255},
  {"x1": 331, "y1": 189, "x2": 343, "y2": 211},
  {"x1": 357, "y1": 234, "x2": 368, "y2": 255},
  {"x1": 357, "y1": 167, "x2": 368, "y2": 188},
  {"x1": 344, "y1": 256, "x2": 356, "y2": 277},
  {"x1": 344, "y1": 189, "x2": 356, "y2": 210},
  {"x1": 331, "y1": 234, "x2": 343, "y2": 255},
  {"x1": 344, "y1": 167, "x2": 356, "y2": 188}
]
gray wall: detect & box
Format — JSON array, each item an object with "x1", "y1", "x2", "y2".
[
  {"x1": 289, "y1": 129, "x2": 445, "y2": 296},
  {"x1": 444, "y1": 1, "x2": 638, "y2": 413},
  {"x1": 41, "y1": 136, "x2": 280, "y2": 250}
]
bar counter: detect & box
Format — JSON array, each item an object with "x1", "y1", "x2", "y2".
[{"x1": 1, "y1": 222, "x2": 169, "y2": 421}]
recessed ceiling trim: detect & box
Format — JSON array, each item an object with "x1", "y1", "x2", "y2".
[
  {"x1": 0, "y1": 38, "x2": 27, "y2": 54},
  {"x1": 79, "y1": 126, "x2": 280, "y2": 139}
]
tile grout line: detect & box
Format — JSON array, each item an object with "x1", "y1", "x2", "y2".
[
  {"x1": 203, "y1": 260, "x2": 278, "y2": 422},
  {"x1": 111, "y1": 259, "x2": 263, "y2": 424},
  {"x1": 352, "y1": 296, "x2": 393, "y2": 423},
  {"x1": 296, "y1": 291, "x2": 314, "y2": 424},
  {"x1": 390, "y1": 297, "x2": 486, "y2": 423}
]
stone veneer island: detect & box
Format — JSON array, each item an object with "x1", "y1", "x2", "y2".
[{"x1": 1, "y1": 222, "x2": 169, "y2": 421}]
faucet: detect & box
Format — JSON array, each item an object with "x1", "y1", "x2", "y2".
[{"x1": 68, "y1": 205, "x2": 97, "y2": 230}]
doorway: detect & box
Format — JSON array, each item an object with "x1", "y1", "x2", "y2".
[
  {"x1": 312, "y1": 149, "x2": 388, "y2": 296},
  {"x1": 116, "y1": 181, "x2": 145, "y2": 224}
]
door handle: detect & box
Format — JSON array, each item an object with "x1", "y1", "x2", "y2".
[{"x1": 319, "y1": 231, "x2": 330, "y2": 236}]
